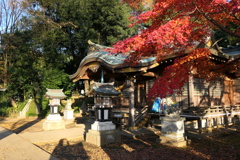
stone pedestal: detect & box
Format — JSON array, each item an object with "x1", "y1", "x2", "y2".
[
  {"x1": 160, "y1": 116, "x2": 186, "y2": 147},
  {"x1": 64, "y1": 109, "x2": 74, "y2": 119},
  {"x1": 64, "y1": 109, "x2": 75, "y2": 125},
  {"x1": 91, "y1": 121, "x2": 116, "y2": 131},
  {"x1": 43, "y1": 114, "x2": 65, "y2": 131},
  {"x1": 86, "y1": 121, "x2": 121, "y2": 146}
]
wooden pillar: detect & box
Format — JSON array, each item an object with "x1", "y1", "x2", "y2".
[
  {"x1": 224, "y1": 115, "x2": 229, "y2": 128},
  {"x1": 137, "y1": 84, "x2": 140, "y2": 106},
  {"x1": 84, "y1": 80, "x2": 90, "y2": 94},
  {"x1": 197, "y1": 118, "x2": 203, "y2": 134},
  {"x1": 146, "y1": 81, "x2": 149, "y2": 94},
  {"x1": 188, "y1": 75, "x2": 195, "y2": 107},
  {"x1": 206, "y1": 118, "x2": 213, "y2": 133},
  {"x1": 128, "y1": 78, "x2": 135, "y2": 127},
  {"x1": 230, "y1": 80, "x2": 234, "y2": 105}
]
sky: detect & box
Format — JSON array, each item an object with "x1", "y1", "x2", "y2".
[{"x1": 0, "y1": 0, "x2": 25, "y2": 33}]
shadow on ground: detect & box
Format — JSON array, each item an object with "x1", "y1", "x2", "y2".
[
  {"x1": 52, "y1": 138, "x2": 89, "y2": 160},
  {"x1": 12, "y1": 118, "x2": 43, "y2": 133},
  {"x1": 48, "y1": 127, "x2": 240, "y2": 160},
  {"x1": 48, "y1": 134, "x2": 204, "y2": 160}
]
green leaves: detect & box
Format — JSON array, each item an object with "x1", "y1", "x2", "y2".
[{"x1": 1, "y1": 0, "x2": 138, "y2": 104}]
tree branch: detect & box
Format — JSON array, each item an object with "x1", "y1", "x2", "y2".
[{"x1": 195, "y1": 5, "x2": 240, "y2": 39}]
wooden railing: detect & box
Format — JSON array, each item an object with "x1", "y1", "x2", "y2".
[
  {"x1": 182, "y1": 106, "x2": 240, "y2": 116},
  {"x1": 134, "y1": 105, "x2": 149, "y2": 125},
  {"x1": 19, "y1": 98, "x2": 33, "y2": 118},
  {"x1": 181, "y1": 105, "x2": 240, "y2": 134}
]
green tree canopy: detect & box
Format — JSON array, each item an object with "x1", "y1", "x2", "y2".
[
  {"x1": 33, "y1": 0, "x2": 137, "y2": 73},
  {"x1": 1, "y1": 0, "x2": 137, "y2": 107}
]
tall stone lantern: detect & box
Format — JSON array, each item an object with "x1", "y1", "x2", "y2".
[
  {"x1": 85, "y1": 82, "x2": 121, "y2": 146},
  {"x1": 43, "y1": 89, "x2": 66, "y2": 130}
]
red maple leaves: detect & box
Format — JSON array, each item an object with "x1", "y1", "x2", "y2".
[
  {"x1": 110, "y1": 0, "x2": 240, "y2": 99},
  {"x1": 148, "y1": 48, "x2": 214, "y2": 100}
]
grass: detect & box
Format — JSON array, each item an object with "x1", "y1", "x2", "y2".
[
  {"x1": 26, "y1": 100, "x2": 38, "y2": 117},
  {"x1": 17, "y1": 100, "x2": 28, "y2": 111}
]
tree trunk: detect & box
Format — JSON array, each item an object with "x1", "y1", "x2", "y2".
[{"x1": 10, "y1": 97, "x2": 17, "y2": 108}]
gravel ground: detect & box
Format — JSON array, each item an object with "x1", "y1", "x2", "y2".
[
  {"x1": 34, "y1": 131, "x2": 240, "y2": 160},
  {"x1": 1, "y1": 118, "x2": 240, "y2": 160}
]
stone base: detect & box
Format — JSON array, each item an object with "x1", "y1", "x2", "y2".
[
  {"x1": 86, "y1": 129, "x2": 121, "y2": 147},
  {"x1": 46, "y1": 114, "x2": 62, "y2": 121},
  {"x1": 63, "y1": 109, "x2": 74, "y2": 120},
  {"x1": 64, "y1": 119, "x2": 75, "y2": 125},
  {"x1": 161, "y1": 116, "x2": 186, "y2": 133},
  {"x1": 91, "y1": 121, "x2": 116, "y2": 131},
  {"x1": 43, "y1": 114, "x2": 65, "y2": 131},
  {"x1": 160, "y1": 116, "x2": 186, "y2": 147},
  {"x1": 160, "y1": 133, "x2": 187, "y2": 147}
]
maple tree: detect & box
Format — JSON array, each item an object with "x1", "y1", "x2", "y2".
[{"x1": 110, "y1": 0, "x2": 240, "y2": 100}]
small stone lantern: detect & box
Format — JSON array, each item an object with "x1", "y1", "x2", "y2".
[{"x1": 43, "y1": 89, "x2": 66, "y2": 130}]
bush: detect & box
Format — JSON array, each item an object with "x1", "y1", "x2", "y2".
[
  {"x1": 0, "y1": 95, "x2": 19, "y2": 117},
  {"x1": 0, "y1": 107, "x2": 8, "y2": 117},
  {"x1": 6, "y1": 107, "x2": 18, "y2": 117},
  {"x1": 74, "y1": 106, "x2": 80, "y2": 113},
  {"x1": 38, "y1": 98, "x2": 50, "y2": 118}
]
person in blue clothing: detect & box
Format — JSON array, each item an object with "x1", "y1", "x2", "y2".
[{"x1": 151, "y1": 97, "x2": 161, "y2": 112}]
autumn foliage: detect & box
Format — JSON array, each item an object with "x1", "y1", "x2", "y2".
[{"x1": 110, "y1": 0, "x2": 240, "y2": 100}]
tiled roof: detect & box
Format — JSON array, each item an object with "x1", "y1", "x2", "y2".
[
  {"x1": 222, "y1": 46, "x2": 240, "y2": 59},
  {"x1": 80, "y1": 51, "x2": 156, "y2": 68}
]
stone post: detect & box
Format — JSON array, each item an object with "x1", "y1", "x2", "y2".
[{"x1": 63, "y1": 99, "x2": 74, "y2": 123}]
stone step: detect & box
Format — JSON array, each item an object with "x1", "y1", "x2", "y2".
[{"x1": 129, "y1": 126, "x2": 139, "y2": 130}]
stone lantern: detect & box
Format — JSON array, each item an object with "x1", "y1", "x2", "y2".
[
  {"x1": 94, "y1": 95, "x2": 112, "y2": 122},
  {"x1": 85, "y1": 82, "x2": 121, "y2": 146},
  {"x1": 43, "y1": 89, "x2": 66, "y2": 130}
]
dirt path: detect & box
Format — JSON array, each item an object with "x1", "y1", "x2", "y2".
[{"x1": 0, "y1": 117, "x2": 44, "y2": 133}]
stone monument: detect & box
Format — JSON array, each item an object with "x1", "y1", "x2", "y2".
[
  {"x1": 63, "y1": 99, "x2": 74, "y2": 122},
  {"x1": 43, "y1": 89, "x2": 66, "y2": 131},
  {"x1": 85, "y1": 82, "x2": 121, "y2": 146},
  {"x1": 159, "y1": 103, "x2": 187, "y2": 147}
]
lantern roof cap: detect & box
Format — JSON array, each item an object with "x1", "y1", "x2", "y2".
[
  {"x1": 45, "y1": 88, "x2": 66, "y2": 99},
  {"x1": 88, "y1": 82, "x2": 121, "y2": 96},
  {"x1": 0, "y1": 88, "x2": 7, "y2": 91}
]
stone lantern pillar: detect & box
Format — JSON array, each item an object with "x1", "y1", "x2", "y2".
[{"x1": 43, "y1": 89, "x2": 66, "y2": 131}]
